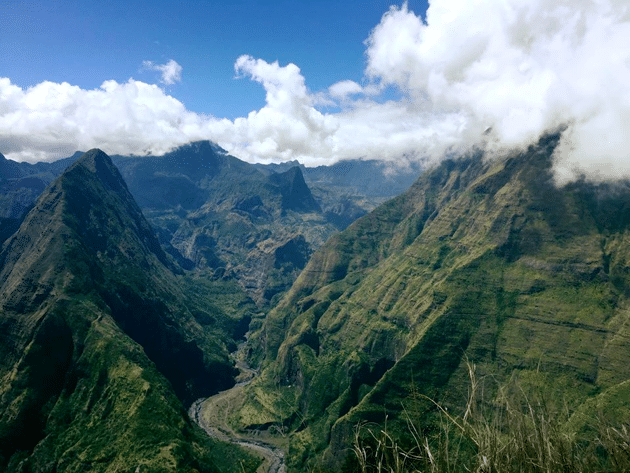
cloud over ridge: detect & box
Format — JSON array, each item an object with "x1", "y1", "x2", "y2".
[
  {"x1": 2, "y1": 0, "x2": 630, "y2": 181},
  {"x1": 365, "y1": 0, "x2": 630, "y2": 181}
]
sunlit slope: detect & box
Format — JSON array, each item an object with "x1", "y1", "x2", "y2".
[{"x1": 239, "y1": 133, "x2": 630, "y2": 470}]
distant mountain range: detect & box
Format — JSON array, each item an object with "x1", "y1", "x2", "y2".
[
  {"x1": 0, "y1": 142, "x2": 421, "y2": 306},
  {"x1": 254, "y1": 157, "x2": 423, "y2": 199}
]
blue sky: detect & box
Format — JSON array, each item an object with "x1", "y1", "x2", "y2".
[
  {"x1": 2, "y1": 0, "x2": 630, "y2": 183},
  {"x1": 2, "y1": 0, "x2": 427, "y2": 118}
]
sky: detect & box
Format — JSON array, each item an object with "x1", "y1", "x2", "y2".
[{"x1": 2, "y1": 0, "x2": 630, "y2": 183}]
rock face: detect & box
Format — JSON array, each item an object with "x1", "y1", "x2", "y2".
[
  {"x1": 268, "y1": 166, "x2": 321, "y2": 213},
  {"x1": 0, "y1": 150, "x2": 258, "y2": 472},
  {"x1": 237, "y1": 132, "x2": 630, "y2": 470}
]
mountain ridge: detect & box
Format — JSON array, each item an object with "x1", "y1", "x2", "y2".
[
  {"x1": 0, "y1": 149, "x2": 259, "y2": 472},
  {"x1": 233, "y1": 132, "x2": 630, "y2": 470}
]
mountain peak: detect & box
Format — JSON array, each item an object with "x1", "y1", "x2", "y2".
[
  {"x1": 0, "y1": 148, "x2": 172, "y2": 289},
  {"x1": 74, "y1": 147, "x2": 110, "y2": 166},
  {"x1": 66, "y1": 148, "x2": 130, "y2": 194},
  {"x1": 0, "y1": 152, "x2": 25, "y2": 180},
  {"x1": 269, "y1": 165, "x2": 321, "y2": 213}
]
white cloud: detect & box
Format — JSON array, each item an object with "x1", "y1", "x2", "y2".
[
  {"x1": 142, "y1": 59, "x2": 183, "y2": 85},
  {"x1": 328, "y1": 80, "x2": 363, "y2": 99},
  {"x1": 0, "y1": 78, "x2": 206, "y2": 160},
  {"x1": 364, "y1": 0, "x2": 630, "y2": 181},
  {"x1": 2, "y1": 0, "x2": 630, "y2": 183}
]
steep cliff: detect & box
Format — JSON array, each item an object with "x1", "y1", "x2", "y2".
[{"x1": 237, "y1": 133, "x2": 630, "y2": 470}]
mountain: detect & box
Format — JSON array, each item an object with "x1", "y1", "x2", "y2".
[
  {"x1": 304, "y1": 158, "x2": 423, "y2": 199},
  {"x1": 268, "y1": 166, "x2": 321, "y2": 213},
  {"x1": 111, "y1": 141, "x2": 364, "y2": 306},
  {"x1": 0, "y1": 150, "x2": 259, "y2": 472},
  {"x1": 232, "y1": 132, "x2": 630, "y2": 470},
  {"x1": 255, "y1": 158, "x2": 423, "y2": 227},
  {"x1": 254, "y1": 157, "x2": 422, "y2": 200},
  {"x1": 0, "y1": 142, "x2": 421, "y2": 307},
  {"x1": 0, "y1": 152, "x2": 77, "y2": 246}
]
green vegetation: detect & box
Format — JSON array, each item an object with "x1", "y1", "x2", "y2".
[
  {"x1": 349, "y1": 364, "x2": 630, "y2": 473},
  {"x1": 0, "y1": 150, "x2": 260, "y2": 471},
  {"x1": 232, "y1": 133, "x2": 630, "y2": 471},
  {"x1": 5, "y1": 135, "x2": 630, "y2": 472}
]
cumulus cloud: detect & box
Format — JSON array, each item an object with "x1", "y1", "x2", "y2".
[
  {"x1": 213, "y1": 55, "x2": 453, "y2": 165},
  {"x1": 2, "y1": 0, "x2": 630, "y2": 182},
  {"x1": 0, "y1": 78, "x2": 207, "y2": 160},
  {"x1": 142, "y1": 59, "x2": 183, "y2": 85},
  {"x1": 328, "y1": 80, "x2": 364, "y2": 99},
  {"x1": 365, "y1": 0, "x2": 630, "y2": 181}
]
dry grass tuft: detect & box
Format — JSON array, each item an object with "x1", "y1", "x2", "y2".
[{"x1": 351, "y1": 363, "x2": 630, "y2": 473}]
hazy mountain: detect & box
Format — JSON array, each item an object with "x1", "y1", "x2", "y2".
[
  {"x1": 0, "y1": 150, "x2": 258, "y2": 472},
  {"x1": 110, "y1": 141, "x2": 374, "y2": 306},
  {"x1": 304, "y1": 158, "x2": 423, "y2": 198},
  {"x1": 234, "y1": 132, "x2": 630, "y2": 470},
  {"x1": 0, "y1": 144, "x2": 422, "y2": 306},
  {"x1": 255, "y1": 157, "x2": 423, "y2": 226},
  {"x1": 254, "y1": 157, "x2": 422, "y2": 199}
]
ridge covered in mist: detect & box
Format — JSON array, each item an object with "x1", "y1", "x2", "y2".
[{"x1": 229, "y1": 132, "x2": 630, "y2": 470}]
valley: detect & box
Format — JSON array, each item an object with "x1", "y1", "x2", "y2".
[
  {"x1": 1, "y1": 134, "x2": 630, "y2": 472},
  {"x1": 4, "y1": 1, "x2": 629, "y2": 472},
  {"x1": 189, "y1": 340, "x2": 287, "y2": 473},
  {"x1": 0, "y1": 144, "x2": 414, "y2": 471}
]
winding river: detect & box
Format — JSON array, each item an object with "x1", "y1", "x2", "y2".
[{"x1": 189, "y1": 342, "x2": 287, "y2": 473}]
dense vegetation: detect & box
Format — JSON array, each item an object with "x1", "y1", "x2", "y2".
[
  {"x1": 0, "y1": 150, "x2": 260, "y2": 471},
  {"x1": 349, "y1": 364, "x2": 630, "y2": 473},
  {"x1": 229, "y1": 133, "x2": 630, "y2": 470}
]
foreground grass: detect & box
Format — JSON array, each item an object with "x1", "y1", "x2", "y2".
[{"x1": 350, "y1": 364, "x2": 630, "y2": 473}]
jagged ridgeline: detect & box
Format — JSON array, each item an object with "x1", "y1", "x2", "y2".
[
  {"x1": 0, "y1": 142, "x2": 367, "y2": 309},
  {"x1": 237, "y1": 133, "x2": 630, "y2": 470},
  {"x1": 0, "y1": 150, "x2": 260, "y2": 472},
  {"x1": 111, "y1": 141, "x2": 356, "y2": 307}
]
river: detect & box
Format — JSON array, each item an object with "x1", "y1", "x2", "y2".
[{"x1": 189, "y1": 341, "x2": 287, "y2": 473}]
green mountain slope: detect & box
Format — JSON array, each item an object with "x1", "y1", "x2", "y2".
[
  {"x1": 0, "y1": 150, "x2": 259, "y2": 472},
  {"x1": 235, "y1": 132, "x2": 630, "y2": 470}
]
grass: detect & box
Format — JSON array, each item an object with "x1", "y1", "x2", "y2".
[{"x1": 349, "y1": 363, "x2": 630, "y2": 473}]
